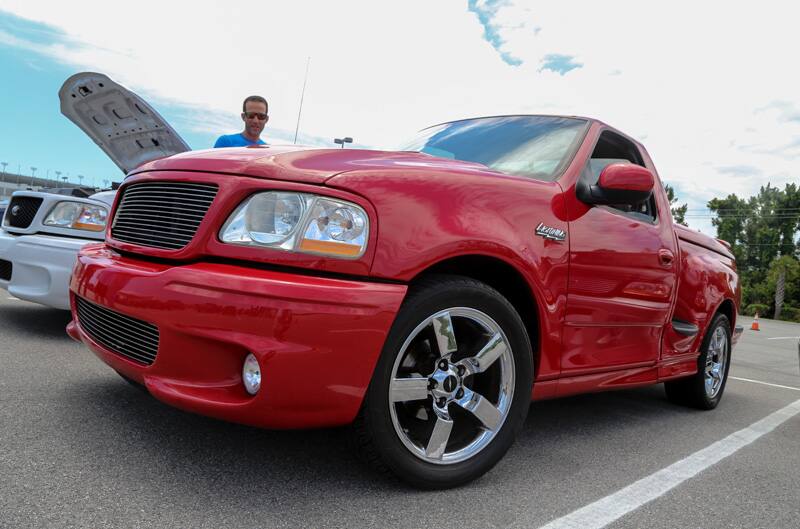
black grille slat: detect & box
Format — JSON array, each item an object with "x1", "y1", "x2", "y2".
[
  {"x1": 116, "y1": 204, "x2": 209, "y2": 215},
  {"x1": 77, "y1": 301, "x2": 160, "y2": 340},
  {"x1": 112, "y1": 227, "x2": 193, "y2": 243},
  {"x1": 113, "y1": 222, "x2": 199, "y2": 236},
  {"x1": 76, "y1": 297, "x2": 159, "y2": 365},
  {"x1": 116, "y1": 210, "x2": 207, "y2": 222},
  {"x1": 5, "y1": 196, "x2": 43, "y2": 229},
  {"x1": 122, "y1": 182, "x2": 218, "y2": 191},
  {"x1": 77, "y1": 302, "x2": 158, "y2": 364},
  {"x1": 119, "y1": 195, "x2": 215, "y2": 206},
  {"x1": 77, "y1": 313, "x2": 156, "y2": 364},
  {"x1": 76, "y1": 300, "x2": 159, "y2": 352},
  {"x1": 120, "y1": 191, "x2": 217, "y2": 202},
  {"x1": 111, "y1": 182, "x2": 218, "y2": 250},
  {"x1": 123, "y1": 190, "x2": 218, "y2": 201},
  {"x1": 0, "y1": 259, "x2": 11, "y2": 281},
  {"x1": 115, "y1": 201, "x2": 211, "y2": 213},
  {"x1": 105, "y1": 232, "x2": 185, "y2": 250}
]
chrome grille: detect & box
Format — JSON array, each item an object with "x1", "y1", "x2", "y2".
[
  {"x1": 111, "y1": 182, "x2": 218, "y2": 250},
  {"x1": 5, "y1": 196, "x2": 43, "y2": 229},
  {"x1": 76, "y1": 296, "x2": 159, "y2": 365}
]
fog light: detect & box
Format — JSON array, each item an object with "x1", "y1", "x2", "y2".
[{"x1": 242, "y1": 353, "x2": 261, "y2": 395}]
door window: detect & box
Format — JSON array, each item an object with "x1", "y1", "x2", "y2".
[{"x1": 582, "y1": 131, "x2": 657, "y2": 222}]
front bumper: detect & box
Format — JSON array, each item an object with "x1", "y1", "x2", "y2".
[
  {"x1": 0, "y1": 230, "x2": 96, "y2": 310},
  {"x1": 68, "y1": 244, "x2": 407, "y2": 429}
]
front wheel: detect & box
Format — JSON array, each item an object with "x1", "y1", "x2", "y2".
[
  {"x1": 353, "y1": 275, "x2": 533, "y2": 489},
  {"x1": 665, "y1": 313, "x2": 731, "y2": 410}
]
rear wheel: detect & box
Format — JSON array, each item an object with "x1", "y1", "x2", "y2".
[
  {"x1": 665, "y1": 313, "x2": 731, "y2": 409},
  {"x1": 353, "y1": 276, "x2": 533, "y2": 489}
]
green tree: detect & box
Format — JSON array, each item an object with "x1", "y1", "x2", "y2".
[
  {"x1": 664, "y1": 184, "x2": 688, "y2": 226},
  {"x1": 708, "y1": 183, "x2": 800, "y2": 315},
  {"x1": 766, "y1": 255, "x2": 800, "y2": 321},
  {"x1": 707, "y1": 193, "x2": 750, "y2": 267},
  {"x1": 775, "y1": 183, "x2": 800, "y2": 257}
]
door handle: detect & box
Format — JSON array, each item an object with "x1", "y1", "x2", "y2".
[{"x1": 658, "y1": 249, "x2": 675, "y2": 268}]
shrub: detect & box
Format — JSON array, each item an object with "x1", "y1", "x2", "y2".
[
  {"x1": 778, "y1": 305, "x2": 800, "y2": 323},
  {"x1": 744, "y1": 303, "x2": 769, "y2": 317}
]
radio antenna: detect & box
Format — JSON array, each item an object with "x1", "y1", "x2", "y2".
[{"x1": 293, "y1": 56, "x2": 311, "y2": 144}]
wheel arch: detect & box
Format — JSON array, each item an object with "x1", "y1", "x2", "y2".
[
  {"x1": 715, "y1": 298, "x2": 737, "y2": 329},
  {"x1": 409, "y1": 254, "x2": 540, "y2": 370}
]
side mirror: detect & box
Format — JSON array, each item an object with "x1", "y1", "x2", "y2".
[{"x1": 579, "y1": 163, "x2": 655, "y2": 205}]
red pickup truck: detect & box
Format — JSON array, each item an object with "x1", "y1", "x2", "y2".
[{"x1": 63, "y1": 73, "x2": 741, "y2": 488}]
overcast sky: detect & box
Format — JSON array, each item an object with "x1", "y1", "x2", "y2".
[{"x1": 0, "y1": 0, "x2": 798, "y2": 236}]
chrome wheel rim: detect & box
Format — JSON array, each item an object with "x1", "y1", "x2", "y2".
[
  {"x1": 388, "y1": 307, "x2": 515, "y2": 465},
  {"x1": 705, "y1": 326, "x2": 728, "y2": 398}
]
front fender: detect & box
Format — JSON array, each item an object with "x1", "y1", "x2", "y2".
[{"x1": 327, "y1": 167, "x2": 571, "y2": 379}]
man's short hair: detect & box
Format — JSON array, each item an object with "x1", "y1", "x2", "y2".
[{"x1": 242, "y1": 95, "x2": 268, "y2": 113}]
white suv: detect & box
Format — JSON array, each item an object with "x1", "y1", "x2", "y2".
[
  {"x1": 0, "y1": 190, "x2": 115, "y2": 309},
  {"x1": 0, "y1": 71, "x2": 189, "y2": 310}
]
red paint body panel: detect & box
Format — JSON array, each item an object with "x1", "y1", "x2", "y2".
[
  {"x1": 68, "y1": 117, "x2": 742, "y2": 429},
  {"x1": 69, "y1": 244, "x2": 406, "y2": 429},
  {"x1": 598, "y1": 164, "x2": 654, "y2": 192},
  {"x1": 132, "y1": 146, "x2": 491, "y2": 185},
  {"x1": 327, "y1": 168, "x2": 570, "y2": 380},
  {"x1": 674, "y1": 223, "x2": 735, "y2": 260},
  {"x1": 664, "y1": 229, "x2": 740, "y2": 358},
  {"x1": 555, "y1": 364, "x2": 658, "y2": 398},
  {"x1": 558, "y1": 123, "x2": 679, "y2": 374}
]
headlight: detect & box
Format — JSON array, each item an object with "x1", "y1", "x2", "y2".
[
  {"x1": 298, "y1": 198, "x2": 367, "y2": 257},
  {"x1": 43, "y1": 202, "x2": 108, "y2": 232},
  {"x1": 220, "y1": 192, "x2": 369, "y2": 258}
]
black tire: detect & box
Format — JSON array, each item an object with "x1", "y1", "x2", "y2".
[
  {"x1": 665, "y1": 313, "x2": 731, "y2": 410},
  {"x1": 353, "y1": 275, "x2": 533, "y2": 489}
]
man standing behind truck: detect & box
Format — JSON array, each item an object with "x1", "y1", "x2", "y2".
[{"x1": 213, "y1": 95, "x2": 269, "y2": 147}]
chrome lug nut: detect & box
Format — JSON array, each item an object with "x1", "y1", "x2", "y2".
[
  {"x1": 437, "y1": 397, "x2": 447, "y2": 408},
  {"x1": 455, "y1": 388, "x2": 464, "y2": 399},
  {"x1": 438, "y1": 360, "x2": 448, "y2": 370},
  {"x1": 428, "y1": 379, "x2": 438, "y2": 390},
  {"x1": 456, "y1": 365, "x2": 466, "y2": 376}
]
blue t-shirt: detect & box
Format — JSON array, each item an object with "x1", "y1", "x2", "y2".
[{"x1": 213, "y1": 133, "x2": 266, "y2": 148}]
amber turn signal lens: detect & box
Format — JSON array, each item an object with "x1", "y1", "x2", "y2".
[
  {"x1": 73, "y1": 222, "x2": 105, "y2": 232},
  {"x1": 298, "y1": 239, "x2": 363, "y2": 257}
]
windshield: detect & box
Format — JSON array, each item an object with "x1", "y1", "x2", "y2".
[{"x1": 400, "y1": 116, "x2": 588, "y2": 181}]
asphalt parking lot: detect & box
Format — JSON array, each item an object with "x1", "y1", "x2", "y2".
[{"x1": 1, "y1": 296, "x2": 798, "y2": 529}]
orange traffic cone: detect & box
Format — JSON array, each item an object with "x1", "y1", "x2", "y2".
[{"x1": 751, "y1": 313, "x2": 760, "y2": 331}]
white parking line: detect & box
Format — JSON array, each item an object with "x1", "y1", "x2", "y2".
[
  {"x1": 730, "y1": 376, "x2": 800, "y2": 392},
  {"x1": 534, "y1": 398, "x2": 800, "y2": 529},
  {"x1": 766, "y1": 336, "x2": 800, "y2": 340}
]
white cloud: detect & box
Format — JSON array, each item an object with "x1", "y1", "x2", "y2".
[{"x1": 0, "y1": 0, "x2": 798, "y2": 236}]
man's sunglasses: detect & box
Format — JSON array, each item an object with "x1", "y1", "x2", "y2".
[{"x1": 243, "y1": 112, "x2": 268, "y2": 120}]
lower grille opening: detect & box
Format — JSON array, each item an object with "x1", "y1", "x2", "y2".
[
  {"x1": 0, "y1": 259, "x2": 11, "y2": 281},
  {"x1": 75, "y1": 296, "x2": 160, "y2": 366}
]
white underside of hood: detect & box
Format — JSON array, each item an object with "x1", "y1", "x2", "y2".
[{"x1": 59, "y1": 72, "x2": 190, "y2": 174}]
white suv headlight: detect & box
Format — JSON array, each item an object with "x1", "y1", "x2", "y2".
[
  {"x1": 43, "y1": 201, "x2": 108, "y2": 232},
  {"x1": 220, "y1": 192, "x2": 369, "y2": 258}
]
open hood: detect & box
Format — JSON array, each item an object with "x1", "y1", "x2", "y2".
[{"x1": 59, "y1": 72, "x2": 190, "y2": 174}]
